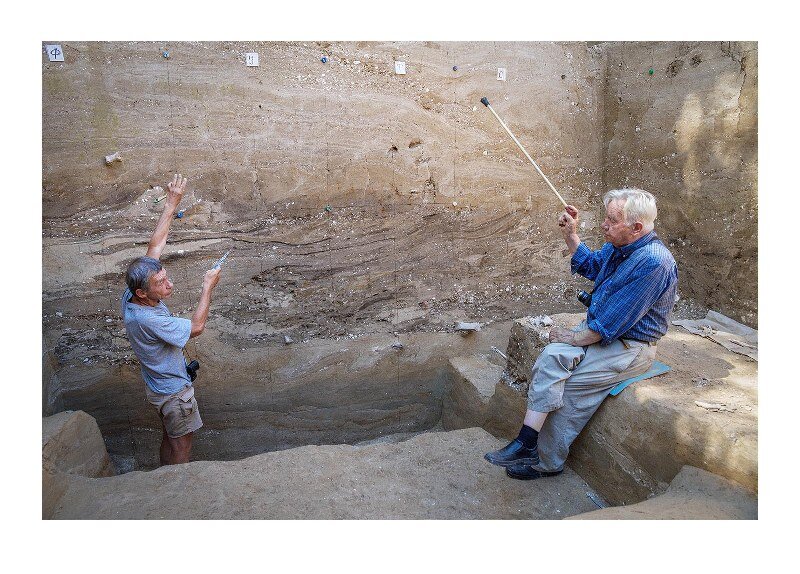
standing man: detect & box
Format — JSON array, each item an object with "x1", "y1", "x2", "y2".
[
  {"x1": 122, "y1": 174, "x2": 221, "y2": 466},
  {"x1": 484, "y1": 188, "x2": 677, "y2": 480}
]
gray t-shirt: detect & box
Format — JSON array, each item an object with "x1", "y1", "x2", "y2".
[{"x1": 121, "y1": 288, "x2": 192, "y2": 395}]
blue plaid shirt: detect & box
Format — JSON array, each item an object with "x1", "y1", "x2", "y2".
[{"x1": 571, "y1": 231, "x2": 678, "y2": 345}]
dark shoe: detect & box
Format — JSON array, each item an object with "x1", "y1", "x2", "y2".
[
  {"x1": 484, "y1": 439, "x2": 539, "y2": 467},
  {"x1": 505, "y1": 461, "x2": 563, "y2": 481}
]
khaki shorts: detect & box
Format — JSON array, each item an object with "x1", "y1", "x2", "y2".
[{"x1": 145, "y1": 384, "x2": 203, "y2": 438}]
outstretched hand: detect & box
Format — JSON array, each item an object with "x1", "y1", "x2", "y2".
[
  {"x1": 167, "y1": 173, "x2": 187, "y2": 206},
  {"x1": 145, "y1": 174, "x2": 188, "y2": 260}
]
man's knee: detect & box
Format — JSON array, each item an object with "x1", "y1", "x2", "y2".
[
  {"x1": 541, "y1": 341, "x2": 573, "y2": 355},
  {"x1": 527, "y1": 343, "x2": 585, "y2": 411},
  {"x1": 540, "y1": 341, "x2": 582, "y2": 360},
  {"x1": 168, "y1": 432, "x2": 193, "y2": 457},
  {"x1": 173, "y1": 432, "x2": 192, "y2": 449},
  {"x1": 533, "y1": 342, "x2": 584, "y2": 375}
]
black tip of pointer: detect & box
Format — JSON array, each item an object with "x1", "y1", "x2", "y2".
[{"x1": 480, "y1": 97, "x2": 490, "y2": 107}]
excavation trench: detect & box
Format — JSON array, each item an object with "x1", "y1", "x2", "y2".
[
  {"x1": 62, "y1": 326, "x2": 514, "y2": 474},
  {"x1": 113, "y1": 365, "x2": 449, "y2": 472},
  {"x1": 44, "y1": 315, "x2": 760, "y2": 519}
]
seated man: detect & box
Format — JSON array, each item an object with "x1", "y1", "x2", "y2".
[
  {"x1": 485, "y1": 188, "x2": 678, "y2": 480},
  {"x1": 122, "y1": 174, "x2": 221, "y2": 466}
]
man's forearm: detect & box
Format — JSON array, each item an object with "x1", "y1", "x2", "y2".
[
  {"x1": 190, "y1": 286, "x2": 214, "y2": 338},
  {"x1": 570, "y1": 328, "x2": 602, "y2": 346},
  {"x1": 146, "y1": 201, "x2": 179, "y2": 260},
  {"x1": 548, "y1": 325, "x2": 602, "y2": 346}
]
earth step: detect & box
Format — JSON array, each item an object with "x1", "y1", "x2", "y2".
[{"x1": 442, "y1": 355, "x2": 503, "y2": 431}]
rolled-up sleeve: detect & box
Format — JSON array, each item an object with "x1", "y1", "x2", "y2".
[
  {"x1": 587, "y1": 260, "x2": 672, "y2": 345},
  {"x1": 571, "y1": 242, "x2": 608, "y2": 281}
]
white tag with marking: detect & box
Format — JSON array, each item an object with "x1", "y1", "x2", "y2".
[{"x1": 46, "y1": 45, "x2": 64, "y2": 62}]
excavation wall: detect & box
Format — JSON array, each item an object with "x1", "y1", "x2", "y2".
[
  {"x1": 42, "y1": 41, "x2": 605, "y2": 466},
  {"x1": 42, "y1": 41, "x2": 757, "y2": 467},
  {"x1": 601, "y1": 41, "x2": 757, "y2": 326}
]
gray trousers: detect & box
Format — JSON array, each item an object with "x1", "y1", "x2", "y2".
[{"x1": 528, "y1": 323, "x2": 657, "y2": 473}]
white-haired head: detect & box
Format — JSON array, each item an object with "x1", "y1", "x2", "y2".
[{"x1": 603, "y1": 188, "x2": 657, "y2": 233}]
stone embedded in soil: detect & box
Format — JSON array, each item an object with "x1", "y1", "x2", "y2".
[
  {"x1": 43, "y1": 410, "x2": 116, "y2": 519},
  {"x1": 43, "y1": 410, "x2": 116, "y2": 479},
  {"x1": 442, "y1": 355, "x2": 503, "y2": 431}
]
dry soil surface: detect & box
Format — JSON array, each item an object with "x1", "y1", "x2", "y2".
[{"x1": 49, "y1": 427, "x2": 601, "y2": 519}]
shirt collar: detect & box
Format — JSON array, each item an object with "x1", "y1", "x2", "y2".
[{"x1": 618, "y1": 230, "x2": 657, "y2": 257}]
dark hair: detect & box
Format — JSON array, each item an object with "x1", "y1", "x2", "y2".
[{"x1": 125, "y1": 256, "x2": 162, "y2": 295}]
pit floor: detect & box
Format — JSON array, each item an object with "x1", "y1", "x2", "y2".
[{"x1": 50, "y1": 427, "x2": 602, "y2": 519}]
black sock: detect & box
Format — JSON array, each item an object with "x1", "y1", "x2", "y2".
[{"x1": 516, "y1": 425, "x2": 539, "y2": 449}]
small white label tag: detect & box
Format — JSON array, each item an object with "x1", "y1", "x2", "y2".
[
  {"x1": 45, "y1": 45, "x2": 64, "y2": 62},
  {"x1": 246, "y1": 53, "x2": 259, "y2": 67},
  {"x1": 395, "y1": 61, "x2": 406, "y2": 74},
  {"x1": 497, "y1": 67, "x2": 507, "y2": 81}
]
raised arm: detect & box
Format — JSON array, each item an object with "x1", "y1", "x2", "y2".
[
  {"x1": 190, "y1": 267, "x2": 221, "y2": 338},
  {"x1": 560, "y1": 204, "x2": 610, "y2": 282},
  {"x1": 146, "y1": 174, "x2": 186, "y2": 260},
  {"x1": 558, "y1": 205, "x2": 581, "y2": 254}
]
